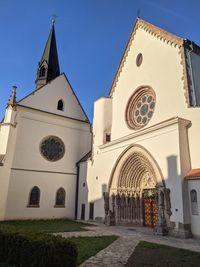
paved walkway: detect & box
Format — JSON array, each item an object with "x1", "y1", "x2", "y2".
[{"x1": 55, "y1": 223, "x2": 200, "y2": 267}]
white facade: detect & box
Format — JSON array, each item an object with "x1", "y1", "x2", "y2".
[
  {"x1": 77, "y1": 19, "x2": 200, "y2": 238},
  {"x1": 0, "y1": 74, "x2": 91, "y2": 220},
  {"x1": 1, "y1": 18, "x2": 200, "y2": 238}
]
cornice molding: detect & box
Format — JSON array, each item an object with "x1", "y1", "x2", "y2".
[{"x1": 99, "y1": 117, "x2": 191, "y2": 150}]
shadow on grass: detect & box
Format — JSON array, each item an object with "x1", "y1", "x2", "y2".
[{"x1": 125, "y1": 241, "x2": 200, "y2": 267}]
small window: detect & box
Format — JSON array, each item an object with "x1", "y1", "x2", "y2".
[
  {"x1": 57, "y1": 100, "x2": 64, "y2": 111},
  {"x1": 136, "y1": 53, "x2": 143, "y2": 67},
  {"x1": 28, "y1": 186, "x2": 40, "y2": 207},
  {"x1": 106, "y1": 134, "x2": 111, "y2": 143},
  {"x1": 55, "y1": 188, "x2": 65, "y2": 207},
  {"x1": 39, "y1": 66, "x2": 46, "y2": 77},
  {"x1": 190, "y1": 189, "x2": 198, "y2": 215}
]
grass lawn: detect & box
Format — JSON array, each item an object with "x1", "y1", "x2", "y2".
[
  {"x1": 0, "y1": 219, "x2": 92, "y2": 233},
  {"x1": 70, "y1": 236, "x2": 118, "y2": 265},
  {"x1": 125, "y1": 241, "x2": 200, "y2": 267},
  {"x1": 0, "y1": 219, "x2": 118, "y2": 266}
]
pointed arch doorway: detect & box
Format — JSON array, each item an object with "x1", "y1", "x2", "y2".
[{"x1": 105, "y1": 145, "x2": 170, "y2": 232}]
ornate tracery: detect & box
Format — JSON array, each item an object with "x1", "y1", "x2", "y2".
[{"x1": 104, "y1": 145, "x2": 171, "y2": 234}]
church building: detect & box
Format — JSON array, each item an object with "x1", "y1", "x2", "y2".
[
  {"x1": 0, "y1": 20, "x2": 91, "y2": 221},
  {"x1": 1, "y1": 18, "x2": 200, "y2": 238}
]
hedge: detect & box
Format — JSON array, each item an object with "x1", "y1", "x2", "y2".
[{"x1": 0, "y1": 225, "x2": 77, "y2": 267}]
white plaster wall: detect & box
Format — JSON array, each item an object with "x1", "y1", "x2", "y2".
[
  {"x1": 2, "y1": 104, "x2": 91, "y2": 220},
  {"x1": 0, "y1": 110, "x2": 18, "y2": 220},
  {"x1": 77, "y1": 162, "x2": 89, "y2": 220},
  {"x1": 93, "y1": 98, "x2": 112, "y2": 145},
  {"x1": 188, "y1": 180, "x2": 200, "y2": 237},
  {"x1": 0, "y1": 107, "x2": 16, "y2": 154},
  {"x1": 87, "y1": 121, "x2": 187, "y2": 226},
  {"x1": 0, "y1": 125, "x2": 10, "y2": 154},
  {"x1": 12, "y1": 108, "x2": 91, "y2": 173},
  {"x1": 18, "y1": 74, "x2": 88, "y2": 122},
  {"x1": 5, "y1": 170, "x2": 76, "y2": 219},
  {"x1": 108, "y1": 27, "x2": 200, "y2": 169},
  {"x1": 85, "y1": 26, "x2": 200, "y2": 234}
]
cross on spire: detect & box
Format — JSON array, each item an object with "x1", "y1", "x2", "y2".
[{"x1": 52, "y1": 14, "x2": 56, "y2": 25}]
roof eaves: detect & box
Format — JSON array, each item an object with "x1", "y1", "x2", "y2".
[
  {"x1": 185, "y1": 168, "x2": 200, "y2": 179},
  {"x1": 77, "y1": 151, "x2": 91, "y2": 165}
]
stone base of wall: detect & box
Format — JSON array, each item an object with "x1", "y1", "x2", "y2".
[
  {"x1": 169, "y1": 222, "x2": 193, "y2": 239},
  {"x1": 154, "y1": 224, "x2": 168, "y2": 236}
]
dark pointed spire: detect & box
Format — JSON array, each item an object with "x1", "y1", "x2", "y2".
[
  {"x1": 7, "y1": 86, "x2": 17, "y2": 107},
  {"x1": 35, "y1": 20, "x2": 60, "y2": 88}
]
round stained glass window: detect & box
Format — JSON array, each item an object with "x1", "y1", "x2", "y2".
[
  {"x1": 40, "y1": 136, "x2": 65, "y2": 161},
  {"x1": 125, "y1": 86, "x2": 156, "y2": 130}
]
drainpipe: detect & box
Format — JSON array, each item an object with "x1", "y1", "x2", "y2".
[{"x1": 75, "y1": 162, "x2": 80, "y2": 220}]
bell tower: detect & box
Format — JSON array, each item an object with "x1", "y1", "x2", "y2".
[{"x1": 35, "y1": 19, "x2": 60, "y2": 89}]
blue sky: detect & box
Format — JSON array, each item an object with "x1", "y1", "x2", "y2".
[{"x1": 0, "y1": 0, "x2": 200, "y2": 121}]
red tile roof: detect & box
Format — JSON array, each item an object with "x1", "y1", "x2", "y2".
[{"x1": 185, "y1": 169, "x2": 200, "y2": 179}]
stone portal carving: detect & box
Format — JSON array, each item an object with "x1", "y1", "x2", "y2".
[{"x1": 154, "y1": 185, "x2": 169, "y2": 236}]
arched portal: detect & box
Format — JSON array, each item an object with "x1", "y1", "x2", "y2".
[{"x1": 104, "y1": 145, "x2": 170, "y2": 233}]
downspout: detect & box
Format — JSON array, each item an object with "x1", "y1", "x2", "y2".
[{"x1": 75, "y1": 162, "x2": 80, "y2": 220}]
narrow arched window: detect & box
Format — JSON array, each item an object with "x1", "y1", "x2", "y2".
[
  {"x1": 55, "y1": 188, "x2": 65, "y2": 207},
  {"x1": 190, "y1": 189, "x2": 198, "y2": 215},
  {"x1": 57, "y1": 100, "x2": 64, "y2": 111},
  {"x1": 39, "y1": 66, "x2": 46, "y2": 77},
  {"x1": 28, "y1": 186, "x2": 40, "y2": 206}
]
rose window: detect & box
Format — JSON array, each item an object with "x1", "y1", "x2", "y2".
[
  {"x1": 125, "y1": 86, "x2": 156, "y2": 130},
  {"x1": 40, "y1": 136, "x2": 65, "y2": 161}
]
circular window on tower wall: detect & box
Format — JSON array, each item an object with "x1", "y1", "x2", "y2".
[
  {"x1": 40, "y1": 136, "x2": 65, "y2": 161},
  {"x1": 125, "y1": 86, "x2": 156, "y2": 130}
]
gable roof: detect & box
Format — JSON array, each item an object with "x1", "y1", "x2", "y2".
[
  {"x1": 109, "y1": 18, "x2": 184, "y2": 97},
  {"x1": 18, "y1": 73, "x2": 90, "y2": 123}
]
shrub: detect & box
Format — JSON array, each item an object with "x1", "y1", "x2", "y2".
[{"x1": 0, "y1": 226, "x2": 77, "y2": 267}]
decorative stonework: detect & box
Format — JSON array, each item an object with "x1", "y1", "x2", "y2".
[
  {"x1": 40, "y1": 136, "x2": 65, "y2": 161},
  {"x1": 125, "y1": 86, "x2": 156, "y2": 130},
  {"x1": 180, "y1": 47, "x2": 190, "y2": 106},
  {"x1": 117, "y1": 151, "x2": 156, "y2": 190},
  {"x1": 141, "y1": 173, "x2": 156, "y2": 189}
]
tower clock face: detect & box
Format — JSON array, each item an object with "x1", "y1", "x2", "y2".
[
  {"x1": 40, "y1": 136, "x2": 65, "y2": 161},
  {"x1": 125, "y1": 86, "x2": 156, "y2": 130}
]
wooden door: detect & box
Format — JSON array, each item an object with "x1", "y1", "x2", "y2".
[
  {"x1": 81, "y1": 204, "x2": 85, "y2": 220},
  {"x1": 89, "y1": 202, "x2": 94, "y2": 220},
  {"x1": 143, "y1": 198, "x2": 158, "y2": 227}
]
